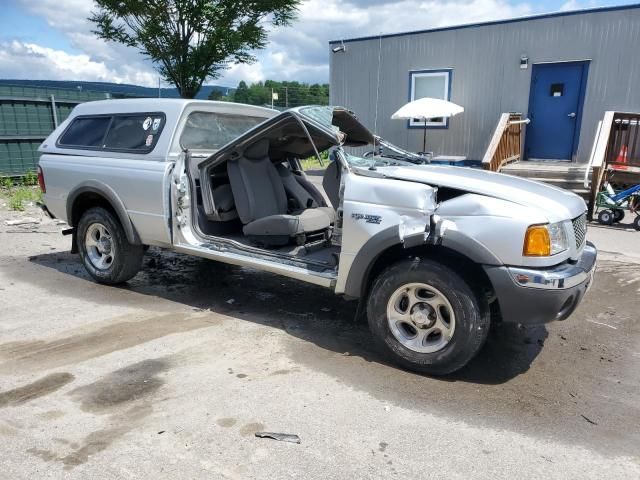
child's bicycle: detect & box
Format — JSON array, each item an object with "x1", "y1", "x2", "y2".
[{"x1": 595, "y1": 181, "x2": 640, "y2": 230}]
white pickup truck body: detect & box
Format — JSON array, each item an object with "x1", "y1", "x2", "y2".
[{"x1": 38, "y1": 99, "x2": 597, "y2": 375}]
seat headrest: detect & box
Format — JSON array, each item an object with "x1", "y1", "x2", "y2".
[{"x1": 244, "y1": 138, "x2": 270, "y2": 160}]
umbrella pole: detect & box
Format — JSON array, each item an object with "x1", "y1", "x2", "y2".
[{"x1": 423, "y1": 119, "x2": 427, "y2": 153}]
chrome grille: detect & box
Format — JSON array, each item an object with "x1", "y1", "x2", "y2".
[{"x1": 572, "y1": 213, "x2": 587, "y2": 249}]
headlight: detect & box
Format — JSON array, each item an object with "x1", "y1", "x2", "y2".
[
  {"x1": 523, "y1": 222, "x2": 568, "y2": 256},
  {"x1": 548, "y1": 221, "x2": 568, "y2": 255}
]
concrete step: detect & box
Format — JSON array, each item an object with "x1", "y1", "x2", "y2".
[
  {"x1": 500, "y1": 162, "x2": 592, "y2": 200},
  {"x1": 572, "y1": 189, "x2": 591, "y2": 201},
  {"x1": 525, "y1": 177, "x2": 588, "y2": 191},
  {"x1": 502, "y1": 168, "x2": 587, "y2": 181},
  {"x1": 501, "y1": 162, "x2": 588, "y2": 181}
]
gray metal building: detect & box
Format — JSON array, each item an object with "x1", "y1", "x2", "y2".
[{"x1": 329, "y1": 4, "x2": 640, "y2": 163}]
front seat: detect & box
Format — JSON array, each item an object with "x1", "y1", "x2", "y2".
[
  {"x1": 275, "y1": 164, "x2": 335, "y2": 223},
  {"x1": 227, "y1": 139, "x2": 331, "y2": 246}
]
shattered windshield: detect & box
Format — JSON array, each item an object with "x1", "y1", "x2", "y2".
[
  {"x1": 344, "y1": 151, "x2": 415, "y2": 168},
  {"x1": 298, "y1": 106, "x2": 428, "y2": 168},
  {"x1": 180, "y1": 111, "x2": 268, "y2": 150},
  {"x1": 298, "y1": 106, "x2": 340, "y2": 134},
  {"x1": 342, "y1": 137, "x2": 429, "y2": 168}
]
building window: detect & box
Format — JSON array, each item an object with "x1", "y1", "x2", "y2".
[{"x1": 408, "y1": 69, "x2": 452, "y2": 128}]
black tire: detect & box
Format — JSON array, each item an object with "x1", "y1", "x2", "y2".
[
  {"x1": 613, "y1": 209, "x2": 625, "y2": 223},
  {"x1": 598, "y1": 209, "x2": 614, "y2": 226},
  {"x1": 367, "y1": 258, "x2": 490, "y2": 376},
  {"x1": 77, "y1": 207, "x2": 144, "y2": 284},
  {"x1": 634, "y1": 215, "x2": 640, "y2": 231}
]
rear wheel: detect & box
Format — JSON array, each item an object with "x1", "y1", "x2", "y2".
[
  {"x1": 613, "y1": 209, "x2": 625, "y2": 223},
  {"x1": 634, "y1": 215, "x2": 640, "y2": 231},
  {"x1": 367, "y1": 258, "x2": 490, "y2": 375},
  {"x1": 598, "y1": 209, "x2": 614, "y2": 225},
  {"x1": 77, "y1": 207, "x2": 144, "y2": 284}
]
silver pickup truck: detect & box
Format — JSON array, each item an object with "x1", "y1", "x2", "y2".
[{"x1": 38, "y1": 99, "x2": 597, "y2": 375}]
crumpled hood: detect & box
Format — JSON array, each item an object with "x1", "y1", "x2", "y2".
[{"x1": 375, "y1": 165, "x2": 587, "y2": 222}]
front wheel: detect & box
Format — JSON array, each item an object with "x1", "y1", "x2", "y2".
[
  {"x1": 634, "y1": 215, "x2": 640, "y2": 231},
  {"x1": 77, "y1": 207, "x2": 144, "y2": 284},
  {"x1": 598, "y1": 209, "x2": 614, "y2": 225},
  {"x1": 367, "y1": 258, "x2": 490, "y2": 376}
]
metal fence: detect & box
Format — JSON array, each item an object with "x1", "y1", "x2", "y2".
[{"x1": 0, "y1": 85, "x2": 111, "y2": 176}]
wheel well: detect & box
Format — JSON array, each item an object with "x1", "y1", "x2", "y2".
[
  {"x1": 70, "y1": 192, "x2": 118, "y2": 227},
  {"x1": 363, "y1": 244, "x2": 495, "y2": 302}
]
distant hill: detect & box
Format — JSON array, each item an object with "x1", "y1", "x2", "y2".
[{"x1": 0, "y1": 79, "x2": 233, "y2": 100}]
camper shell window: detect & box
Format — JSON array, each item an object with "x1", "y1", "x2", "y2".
[{"x1": 57, "y1": 113, "x2": 165, "y2": 153}]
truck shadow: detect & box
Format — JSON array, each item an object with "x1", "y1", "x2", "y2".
[{"x1": 27, "y1": 247, "x2": 546, "y2": 385}]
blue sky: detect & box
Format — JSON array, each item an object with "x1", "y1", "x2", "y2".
[{"x1": 0, "y1": 0, "x2": 637, "y2": 88}]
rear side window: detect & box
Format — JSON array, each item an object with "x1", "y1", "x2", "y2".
[
  {"x1": 104, "y1": 115, "x2": 164, "y2": 151},
  {"x1": 58, "y1": 117, "x2": 110, "y2": 147},
  {"x1": 57, "y1": 113, "x2": 165, "y2": 152}
]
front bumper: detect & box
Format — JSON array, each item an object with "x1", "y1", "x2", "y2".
[{"x1": 483, "y1": 242, "x2": 597, "y2": 325}]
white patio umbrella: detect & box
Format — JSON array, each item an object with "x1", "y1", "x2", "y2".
[{"x1": 391, "y1": 97, "x2": 464, "y2": 153}]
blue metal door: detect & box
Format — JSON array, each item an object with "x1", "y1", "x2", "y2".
[{"x1": 525, "y1": 62, "x2": 588, "y2": 160}]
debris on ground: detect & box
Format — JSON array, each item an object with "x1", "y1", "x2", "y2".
[
  {"x1": 5, "y1": 217, "x2": 40, "y2": 226},
  {"x1": 255, "y1": 432, "x2": 301, "y2": 444},
  {"x1": 581, "y1": 415, "x2": 598, "y2": 425},
  {"x1": 226, "y1": 298, "x2": 235, "y2": 304}
]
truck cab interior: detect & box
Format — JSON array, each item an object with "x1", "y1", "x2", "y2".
[{"x1": 186, "y1": 110, "x2": 349, "y2": 269}]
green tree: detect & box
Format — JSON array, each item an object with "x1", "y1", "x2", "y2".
[
  {"x1": 233, "y1": 80, "x2": 250, "y2": 104},
  {"x1": 207, "y1": 89, "x2": 223, "y2": 101},
  {"x1": 229, "y1": 80, "x2": 330, "y2": 107},
  {"x1": 90, "y1": 0, "x2": 301, "y2": 98}
]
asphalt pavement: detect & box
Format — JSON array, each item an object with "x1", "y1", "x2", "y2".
[{"x1": 0, "y1": 200, "x2": 638, "y2": 479}]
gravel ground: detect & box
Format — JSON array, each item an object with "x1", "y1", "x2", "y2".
[{"x1": 0, "y1": 202, "x2": 639, "y2": 479}]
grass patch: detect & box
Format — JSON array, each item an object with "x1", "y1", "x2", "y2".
[
  {"x1": 300, "y1": 151, "x2": 330, "y2": 171},
  {"x1": 23, "y1": 170, "x2": 38, "y2": 186},
  {"x1": 0, "y1": 180, "x2": 43, "y2": 211},
  {"x1": 10, "y1": 187, "x2": 42, "y2": 211}
]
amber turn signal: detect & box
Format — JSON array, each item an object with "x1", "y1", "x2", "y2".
[{"x1": 523, "y1": 225, "x2": 551, "y2": 256}]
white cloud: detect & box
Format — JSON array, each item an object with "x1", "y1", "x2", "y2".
[
  {"x1": 0, "y1": 40, "x2": 156, "y2": 85},
  {"x1": 558, "y1": 0, "x2": 599, "y2": 12},
  {"x1": 3, "y1": 0, "x2": 548, "y2": 88},
  {"x1": 16, "y1": 0, "x2": 93, "y2": 30},
  {"x1": 223, "y1": 62, "x2": 267, "y2": 85}
]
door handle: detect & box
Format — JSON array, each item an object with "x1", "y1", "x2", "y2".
[{"x1": 568, "y1": 112, "x2": 576, "y2": 118}]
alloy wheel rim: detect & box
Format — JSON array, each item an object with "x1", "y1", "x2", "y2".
[
  {"x1": 85, "y1": 223, "x2": 115, "y2": 270},
  {"x1": 386, "y1": 282, "x2": 456, "y2": 353}
]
